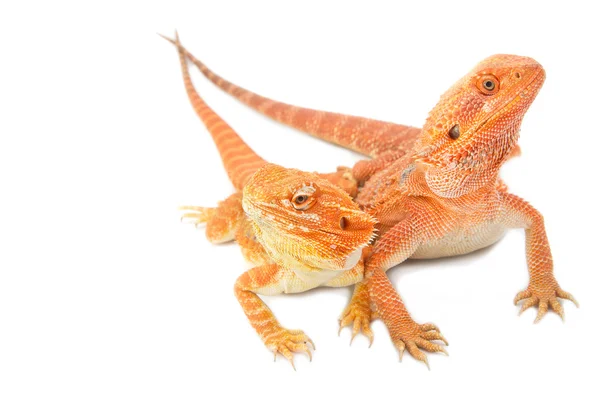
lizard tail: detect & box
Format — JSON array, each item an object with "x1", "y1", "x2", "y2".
[
  {"x1": 170, "y1": 32, "x2": 267, "y2": 191},
  {"x1": 161, "y1": 35, "x2": 421, "y2": 158}
]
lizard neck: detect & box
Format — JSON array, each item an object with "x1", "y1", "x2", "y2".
[{"x1": 402, "y1": 162, "x2": 502, "y2": 213}]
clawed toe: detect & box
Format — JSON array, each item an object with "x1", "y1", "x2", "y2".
[
  {"x1": 556, "y1": 288, "x2": 579, "y2": 307},
  {"x1": 392, "y1": 323, "x2": 449, "y2": 369},
  {"x1": 338, "y1": 306, "x2": 374, "y2": 346},
  {"x1": 179, "y1": 205, "x2": 214, "y2": 226},
  {"x1": 421, "y1": 330, "x2": 449, "y2": 345},
  {"x1": 514, "y1": 289, "x2": 532, "y2": 305},
  {"x1": 515, "y1": 286, "x2": 578, "y2": 323},
  {"x1": 268, "y1": 329, "x2": 315, "y2": 369}
]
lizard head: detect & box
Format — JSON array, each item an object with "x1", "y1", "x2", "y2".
[
  {"x1": 242, "y1": 164, "x2": 376, "y2": 271},
  {"x1": 411, "y1": 54, "x2": 545, "y2": 198}
]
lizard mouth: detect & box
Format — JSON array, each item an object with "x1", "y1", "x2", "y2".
[
  {"x1": 242, "y1": 198, "x2": 375, "y2": 266},
  {"x1": 480, "y1": 68, "x2": 545, "y2": 126}
]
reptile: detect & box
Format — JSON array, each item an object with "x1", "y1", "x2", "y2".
[
  {"x1": 162, "y1": 36, "x2": 521, "y2": 183},
  {"x1": 165, "y1": 37, "x2": 577, "y2": 368},
  {"x1": 167, "y1": 34, "x2": 377, "y2": 368}
]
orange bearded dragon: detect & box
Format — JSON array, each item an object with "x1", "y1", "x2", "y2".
[
  {"x1": 165, "y1": 35, "x2": 577, "y2": 368},
  {"x1": 166, "y1": 34, "x2": 376, "y2": 368}
]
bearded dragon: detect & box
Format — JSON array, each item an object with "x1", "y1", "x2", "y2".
[
  {"x1": 163, "y1": 38, "x2": 522, "y2": 182},
  {"x1": 167, "y1": 39, "x2": 577, "y2": 368},
  {"x1": 166, "y1": 34, "x2": 376, "y2": 368}
]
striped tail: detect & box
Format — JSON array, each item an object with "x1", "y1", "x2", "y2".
[
  {"x1": 161, "y1": 36, "x2": 421, "y2": 158},
  {"x1": 170, "y1": 33, "x2": 267, "y2": 191}
]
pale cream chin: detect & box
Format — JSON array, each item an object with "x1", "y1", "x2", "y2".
[
  {"x1": 287, "y1": 246, "x2": 364, "y2": 289},
  {"x1": 343, "y1": 246, "x2": 363, "y2": 270},
  {"x1": 251, "y1": 215, "x2": 365, "y2": 276}
]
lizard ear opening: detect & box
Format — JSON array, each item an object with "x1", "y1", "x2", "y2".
[{"x1": 339, "y1": 217, "x2": 347, "y2": 230}]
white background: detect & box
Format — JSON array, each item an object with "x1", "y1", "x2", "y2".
[{"x1": 1, "y1": 1, "x2": 599, "y2": 399}]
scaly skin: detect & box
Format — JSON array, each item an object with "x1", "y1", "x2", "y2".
[
  {"x1": 160, "y1": 36, "x2": 421, "y2": 183},
  {"x1": 161, "y1": 38, "x2": 526, "y2": 185},
  {"x1": 167, "y1": 33, "x2": 376, "y2": 368},
  {"x1": 167, "y1": 38, "x2": 576, "y2": 368},
  {"x1": 342, "y1": 55, "x2": 577, "y2": 367}
]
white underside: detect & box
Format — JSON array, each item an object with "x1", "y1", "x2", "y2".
[{"x1": 411, "y1": 222, "x2": 508, "y2": 259}]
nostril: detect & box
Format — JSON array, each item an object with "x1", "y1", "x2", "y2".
[
  {"x1": 449, "y1": 124, "x2": 460, "y2": 140},
  {"x1": 515, "y1": 72, "x2": 522, "y2": 79},
  {"x1": 340, "y1": 217, "x2": 348, "y2": 230}
]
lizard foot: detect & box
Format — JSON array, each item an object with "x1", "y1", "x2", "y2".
[
  {"x1": 178, "y1": 205, "x2": 214, "y2": 227},
  {"x1": 390, "y1": 322, "x2": 448, "y2": 369},
  {"x1": 317, "y1": 167, "x2": 358, "y2": 198},
  {"x1": 514, "y1": 277, "x2": 578, "y2": 323},
  {"x1": 338, "y1": 297, "x2": 374, "y2": 346},
  {"x1": 265, "y1": 328, "x2": 315, "y2": 370}
]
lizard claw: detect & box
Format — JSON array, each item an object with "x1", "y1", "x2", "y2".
[
  {"x1": 178, "y1": 205, "x2": 214, "y2": 226},
  {"x1": 338, "y1": 300, "x2": 374, "y2": 346},
  {"x1": 267, "y1": 328, "x2": 315, "y2": 369},
  {"x1": 515, "y1": 279, "x2": 578, "y2": 323},
  {"x1": 391, "y1": 322, "x2": 449, "y2": 368}
]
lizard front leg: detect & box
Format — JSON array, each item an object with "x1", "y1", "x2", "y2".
[
  {"x1": 502, "y1": 193, "x2": 578, "y2": 322},
  {"x1": 338, "y1": 282, "x2": 376, "y2": 345},
  {"x1": 234, "y1": 264, "x2": 314, "y2": 369},
  {"x1": 328, "y1": 249, "x2": 376, "y2": 345},
  {"x1": 180, "y1": 192, "x2": 244, "y2": 243},
  {"x1": 234, "y1": 218, "x2": 273, "y2": 266},
  {"x1": 365, "y1": 217, "x2": 448, "y2": 368}
]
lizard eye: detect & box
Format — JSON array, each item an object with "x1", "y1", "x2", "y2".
[
  {"x1": 294, "y1": 195, "x2": 307, "y2": 204},
  {"x1": 477, "y1": 75, "x2": 499, "y2": 95},
  {"x1": 291, "y1": 186, "x2": 317, "y2": 210},
  {"x1": 483, "y1": 80, "x2": 495, "y2": 90}
]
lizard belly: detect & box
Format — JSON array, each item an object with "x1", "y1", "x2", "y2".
[
  {"x1": 254, "y1": 267, "x2": 340, "y2": 296},
  {"x1": 411, "y1": 222, "x2": 507, "y2": 259},
  {"x1": 288, "y1": 268, "x2": 341, "y2": 292}
]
